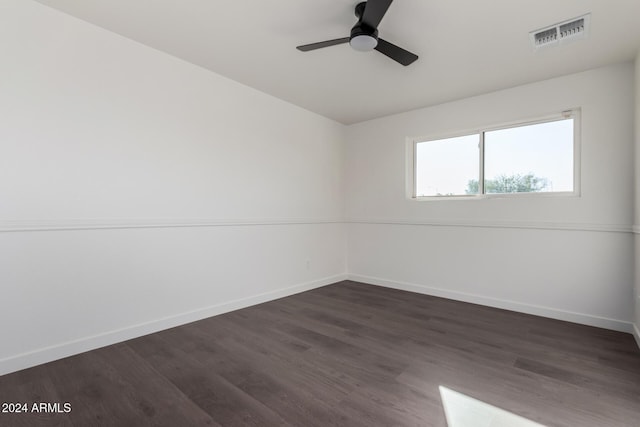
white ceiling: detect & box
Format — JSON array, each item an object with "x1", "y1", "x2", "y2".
[{"x1": 34, "y1": 0, "x2": 640, "y2": 124}]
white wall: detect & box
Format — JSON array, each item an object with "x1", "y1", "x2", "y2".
[
  {"x1": 0, "y1": 0, "x2": 346, "y2": 375},
  {"x1": 345, "y1": 63, "x2": 636, "y2": 332}
]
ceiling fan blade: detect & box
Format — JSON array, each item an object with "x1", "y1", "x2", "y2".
[
  {"x1": 375, "y1": 38, "x2": 418, "y2": 66},
  {"x1": 296, "y1": 37, "x2": 350, "y2": 52},
  {"x1": 361, "y1": 0, "x2": 393, "y2": 29}
]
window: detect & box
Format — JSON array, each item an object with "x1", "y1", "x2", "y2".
[
  {"x1": 413, "y1": 111, "x2": 578, "y2": 198},
  {"x1": 415, "y1": 134, "x2": 480, "y2": 197}
]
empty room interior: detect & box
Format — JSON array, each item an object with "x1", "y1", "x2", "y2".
[{"x1": 2, "y1": 0, "x2": 640, "y2": 426}]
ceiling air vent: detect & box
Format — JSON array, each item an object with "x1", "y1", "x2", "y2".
[{"x1": 530, "y1": 14, "x2": 590, "y2": 49}]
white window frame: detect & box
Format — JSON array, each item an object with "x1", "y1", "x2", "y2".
[{"x1": 408, "y1": 109, "x2": 581, "y2": 200}]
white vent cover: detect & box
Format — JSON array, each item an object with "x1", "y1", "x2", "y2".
[{"x1": 530, "y1": 14, "x2": 590, "y2": 49}]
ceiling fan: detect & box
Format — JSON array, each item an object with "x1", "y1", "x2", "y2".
[{"x1": 296, "y1": 0, "x2": 418, "y2": 66}]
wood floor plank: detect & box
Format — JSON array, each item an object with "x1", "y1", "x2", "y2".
[
  {"x1": 500, "y1": 364, "x2": 640, "y2": 427},
  {"x1": 1, "y1": 280, "x2": 639, "y2": 426},
  {"x1": 126, "y1": 334, "x2": 290, "y2": 427}
]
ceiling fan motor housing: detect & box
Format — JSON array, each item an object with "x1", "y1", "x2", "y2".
[
  {"x1": 350, "y1": 2, "x2": 379, "y2": 51},
  {"x1": 350, "y1": 23, "x2": 378, "y2": 41}
]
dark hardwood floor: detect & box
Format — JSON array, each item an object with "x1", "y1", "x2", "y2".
[{"x1": 1, "y1": 280, "x2": 639, "y2": 426}]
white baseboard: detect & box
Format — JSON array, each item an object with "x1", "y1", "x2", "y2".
[
  {"x1": 633, "y1": 324, "x2": 640, "y2": 350},
  {"x1": 348, "y1": 274, "x2": 634, "y2": 334},
  {"x1": 0, "y1": 273, "x2": 347, "y2": 377}
]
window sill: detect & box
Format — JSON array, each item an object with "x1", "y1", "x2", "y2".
[{"x1": 411, "y1": 191, "x2": 579, "y2": 201}]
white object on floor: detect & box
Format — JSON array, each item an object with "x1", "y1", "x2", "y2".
[{"x1": 439, "y1": 386, "x2": 546, "y2": 427}]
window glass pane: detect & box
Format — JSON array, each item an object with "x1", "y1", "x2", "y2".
[
  {"x1": 416, "y1": 134, "x2": 479, "y2": 196},
  {"x1": 484, "y1": 119, "x2": 573, "y2": 194}
]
